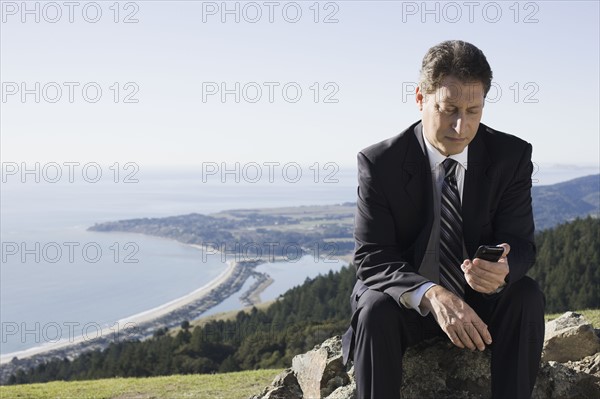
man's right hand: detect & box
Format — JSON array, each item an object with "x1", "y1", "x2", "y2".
[{"x1": 420, "y1": 285, "x2": 492, "y2": 351}]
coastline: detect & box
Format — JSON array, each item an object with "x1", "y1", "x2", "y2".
[
  {"x1": 1, "y1": 249, "x2": 353, "y2": 365},
  {"x1": 0, "y1": 244, "x2": 353, "y2": 386},
  {"x1": 115, "y1": 256, "x2": 237, "y2": 326},
  {"x1": 0, "y1": 245, "x2": 240, "y2": 365}
]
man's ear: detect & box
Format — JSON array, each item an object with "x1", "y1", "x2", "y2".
[{"x1": 415, "y1": 86, "x2": 424, "y2": 111}]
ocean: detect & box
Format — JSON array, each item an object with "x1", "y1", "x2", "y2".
[{"x1": 0, "y1": 164, "x2": 597, "y2": 357}]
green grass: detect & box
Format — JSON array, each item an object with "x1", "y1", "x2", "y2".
[{"x1": 0, "y1": 369, "x2": 284, "y2": 399}]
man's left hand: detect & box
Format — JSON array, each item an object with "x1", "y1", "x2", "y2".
[{"x1": 461, "y1": 243, "x2": 510, "y2": 294}]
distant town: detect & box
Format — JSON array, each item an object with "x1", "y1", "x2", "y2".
[{"x1": 88, "y1": 203, "x2": 357, "y2": 262}]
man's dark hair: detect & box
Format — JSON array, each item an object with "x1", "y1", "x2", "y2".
[{"x1": 419, "y1": 40, "x2": 493, "y2": 97}]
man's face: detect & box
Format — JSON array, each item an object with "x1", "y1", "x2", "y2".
[{"x1": 416, "y1": 75, "x2": 485, "y2": 156}]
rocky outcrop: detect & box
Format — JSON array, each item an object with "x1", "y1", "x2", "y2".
[
  {"x1": 251, "y1": 312, "x2": 600, "y2": 399},
  {"x1": 291, "y1": 336, "x2": 350, "y2": 398},
  {"x1": 256, "y1": 369, "x2": 304, "y2": 399},
  {"x1": 543, "y1": 311, "x2": 600, "y2": 362},
  {"x1": 251, "y1": 337, "x2": 351, "y2": 399}
]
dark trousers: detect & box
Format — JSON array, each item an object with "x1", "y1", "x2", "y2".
[{"x1": 342, "y1": 277, "x2": 545, "y2": 399}]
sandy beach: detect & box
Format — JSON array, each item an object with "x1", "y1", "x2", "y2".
[
  {"x1": 0, "y1": 256, "x2": 237, "y2": 364},
  {"x1": 0, "y1": 246, "x2": 352, "y2": 366},
  {"x1": 115, "y1": 257, "x2": 237, "y2": 326}
]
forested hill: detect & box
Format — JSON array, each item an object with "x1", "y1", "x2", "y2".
[
  {"x1": 532, "y1": 174, "x2": 599, "y2": 230},
  {"x1": 528, "y1": 216, "x2": 600, "y2": 313}
]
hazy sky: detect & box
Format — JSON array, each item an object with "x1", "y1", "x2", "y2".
[{"x1": 2, "y1": 0, "x2": 599, "y2": 170}]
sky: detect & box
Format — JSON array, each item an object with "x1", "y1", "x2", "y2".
[{"x1": 1, "y1": 0, "x2": 599, "y2": 171}]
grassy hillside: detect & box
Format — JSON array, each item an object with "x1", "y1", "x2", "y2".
[{"x1": 0, "y1": 369, "x2": 283, "y2": 399}]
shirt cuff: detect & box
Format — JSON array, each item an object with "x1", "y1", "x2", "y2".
[{"x1": 400, "y1": 282, "x2": 437, "y2": 316}]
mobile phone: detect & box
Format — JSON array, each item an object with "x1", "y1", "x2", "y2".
[{"x1": 473, "y1": 245, "x2": 504, "y2": 262}]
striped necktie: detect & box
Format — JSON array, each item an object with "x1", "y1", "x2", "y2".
[{"x1": 439, "y1": 158, "x2": 466, "y2": 297}]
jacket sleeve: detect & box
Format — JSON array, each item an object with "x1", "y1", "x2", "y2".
[
  {"x1": 492, "y1": 142, "x2": 536, "y2": 287},
  {"x1": 353, "y1": 151, "x2": 431, "y2": 305}
]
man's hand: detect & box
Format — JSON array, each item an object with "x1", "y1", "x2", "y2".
[
  {"x1": 461, "y1": 243, "x2": 510, "y2": 294},
  {"x1": 420, "y1": 285, "x2": 492, "y2": 351}
]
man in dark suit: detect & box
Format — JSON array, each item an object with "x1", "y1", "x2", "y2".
[{"x1": 341, "y1": 40, "x2": 545, "y2": 398}]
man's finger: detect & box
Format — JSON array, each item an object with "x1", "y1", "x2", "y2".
[
  {"x1": 464, "y1": 322, "x2": 486, "y2": 351},
  {"x1": 473, "y1": 321, "x2": 493, "y2": 345},
  {"x1": 498, "y1": 243, "x2": 511, "y2": 257},
  {"x1": 447, "y1": 330, "x2": 465, "y2": 349},
  {"x1": 454, "y1": 325, "x2": 477, "y2": 351},
  {"x1": 466, "y1": 261, "x2": 494, "y2": 278},
  {"x1": 472, "y1": 258, "x2": 505, "y2": 273},
  {"x1": 465, "y1": 274, "x2": 496, "y2": 293}
]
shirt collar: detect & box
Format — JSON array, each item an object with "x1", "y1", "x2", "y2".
[{"x1": 420, "y1": 126, "x2": 469, "y2": 171}]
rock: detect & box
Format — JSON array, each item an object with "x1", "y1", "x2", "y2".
[
  {"x1": 533, "y1": 361, "x2": 600, "y2": 399},
  {"x1": 250, "y1": 314, "x2": 600, "y2": 399},
  {"x1": 291, "y1": 336, "x2": 350, "y2": 398},
  {"x1": 564, "y1": 352, "x2": 600, "y2": 376},
  {"x1": 325, "y1": 383, "x2": 356, "y2": 399},
  {"x1": 401, "y1": 337, "x2": 492, "y2": 399},
  {"x1": 324, "y1": 365, "x2": 356, "y2": 399},
  {"x1": 543, "y1": 312, "x2": 600, "y2": 362},
  {"x1": 249, "y1": 368, "x2": 303, "y2": 399}
]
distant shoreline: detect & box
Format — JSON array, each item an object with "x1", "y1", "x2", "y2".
[
  {"x1": 0, "y1": 244, "x2": 244, "y2": 365},
  {"x1": 0, "y1": 250, "x2": 352, "y2": 368}
]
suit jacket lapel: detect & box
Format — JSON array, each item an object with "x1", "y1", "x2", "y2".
[{"x1": 462, "y1": 125, "x2": 492, "y2": 258}]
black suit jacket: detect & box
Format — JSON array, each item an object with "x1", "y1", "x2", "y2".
[{"x1": 353, "y1": 120, "x2": 536, "y2": 305}]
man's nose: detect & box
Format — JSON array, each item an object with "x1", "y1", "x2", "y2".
[{"x1": 452, "y1": 114, "x2": 466, "y2": 135}]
